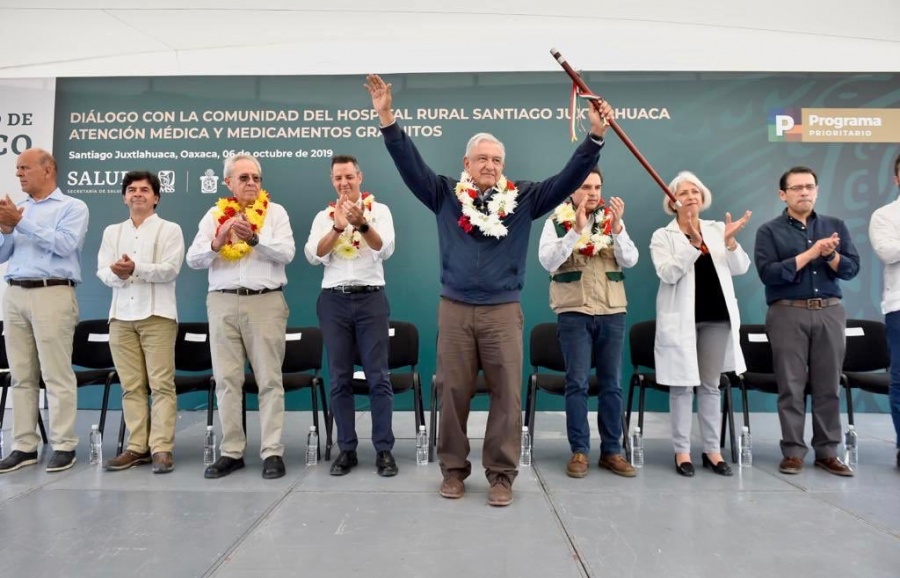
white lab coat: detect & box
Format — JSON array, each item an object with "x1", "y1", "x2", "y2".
[{"x1": 650, "y1": 218, "x2": 750, "y2": 386}]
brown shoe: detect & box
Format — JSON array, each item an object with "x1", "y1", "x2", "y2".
[
  {"x1": 778, "y1": 456, "x2": 804, "y2": 474},
  {"x1": 487, "y1": 476, "x2": 513, "y2": 507},
  {"x1": 566, "y1": 453, "x2": 589, "y2": 478},
  {"x1": 814, "y1": 456, "x2": 854, "y2": 477},
  {"x1": 152, "y1": 452, "x2": 174, "y2": 474},
  {"x1": 439, "y1": 477, "x2": 465, "y2": 499},
  {"x1": 104, "y1": 450, "x2": 151, "y2": 471},
  {"x1": 599, "y1": 453, "x2": 636, "y2": 478}
]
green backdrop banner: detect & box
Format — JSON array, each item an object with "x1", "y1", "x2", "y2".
[{"x1": 52, "y1": 72, "x2": 900, "y2": 413}]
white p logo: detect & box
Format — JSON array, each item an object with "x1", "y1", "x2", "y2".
[{"x1": 775, "y1": 115, "x2": 795, "y2": 136}]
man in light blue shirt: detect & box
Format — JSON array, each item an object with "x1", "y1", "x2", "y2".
[{"x1": 0, "y1": 148, "x2": 89, "y2": 474}]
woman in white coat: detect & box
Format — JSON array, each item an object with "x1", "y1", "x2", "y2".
[{"x1": 650, "y1": 171, "x2": 752, "y2": 477}]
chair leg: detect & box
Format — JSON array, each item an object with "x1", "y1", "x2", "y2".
[
  {"x1": 621, "y1": 411, "x2": 630, "y2": 457},
  {"x1": 625, "y1": 377, "x2": 637, "y2": 438},
  {"x1": 241, "y1": 392, "x2": 247, "y2": 435},
  {"x1": 316, "y1": 379, "x2": 332, "y2": 461},
  {"x1": 37, "y1": 409, "x2": 49, "y2": 445},
  {"x1": 428, "y1": 376, "x2": 438, "y2": 463},
  {"x1": 310, "y1": 385, "x2": 321, "y2": 461},
  {"x1": 117, "y1": 412, "x2": 126, "y2": 455},
  {"x1": 637, "y1": 378, "x2": 647, "y2": 433},
  {"x1": 414, "y1": 375, "x2": 426, "y2": 432},
  {"x1": 842, "y1": 377, "x2": 855, "y2": 427},
  {"x1": 0, "y1": 380, "x2": 7, "y2": 432},
  {"x1": 206, "y1": 379, "x2": 215, "y2": 428}
]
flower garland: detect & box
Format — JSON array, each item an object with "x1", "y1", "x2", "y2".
[
  {"x1": 214, "y1": 190, "x2": 269, "y2": 261},
  {"x1": 327, "y1": 192, "x2": 375, "y2": 259},
  {"x1": 552, "y1": 200, "x2": 613, "y2": 257},
  {"x1": 454, "y1": 172, "x2": 518, "y2": 238}
]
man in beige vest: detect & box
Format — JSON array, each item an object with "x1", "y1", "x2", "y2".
[{"x1": 538, "y1": 168, "x2": 638, "y2": 478}]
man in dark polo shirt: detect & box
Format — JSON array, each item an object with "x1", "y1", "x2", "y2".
[{"x1": 754, "y1": 166, "x2": 860, "y2": 477}]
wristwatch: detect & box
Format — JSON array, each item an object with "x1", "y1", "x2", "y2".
[
  {"x1": 358, "y1": 222, "x2": 370, "y2": 234},
  {"x1": 823, "y1": 250, "x2": 837, "y2": 262},
  {"x1": 247, "y1": 233, "x2": 260, "y2": 247}
]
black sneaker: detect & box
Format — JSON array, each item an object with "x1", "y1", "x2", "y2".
[
  {"x1": 0, "y1": 450, "x2": 39, "y2": 473},
  {"x1": 46, "y1": 450, "x2": 77, "y2": 472}
]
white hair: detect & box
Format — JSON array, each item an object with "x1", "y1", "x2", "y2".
[
  {"x1": 224, "y1": 153, "x2": 262, "y2": 178},
  {"x1": 465, "y1": 132, "x2": 505, "y2": 162},
  {"x1": 663, "y1": 170, "x2": 713, "y2": 215}
]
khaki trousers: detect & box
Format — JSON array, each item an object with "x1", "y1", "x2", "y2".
[
  {"x1": 110, "y1": 316, "x2": 177, "y2": 454},
  {"x1": 207, "y1": 291, "x2": 287, "y2": 460},
  {"x1": 4, "y1": 285, "x2": 79, "y2": 452},
  {"x1": 436, "y1": 298, "x2": 523, "y2": 484}
]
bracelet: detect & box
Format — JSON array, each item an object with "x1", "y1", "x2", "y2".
[
  {"x1": 332, "y1": 225, "x2": 343, "y2": 233},
  {"x1": 726, "y1": 241, "x2": 738, "y2": 251},
  {"x1": 822, "y1": 251, "x2": 837, "y2": 262}
]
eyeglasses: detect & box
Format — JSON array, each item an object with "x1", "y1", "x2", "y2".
[
  {"x1": 785, "y1": 184, "x2": 817, "y2": 192},
  {"x1": 236, "y1": 174, "x2": 262, "y2": 184}
]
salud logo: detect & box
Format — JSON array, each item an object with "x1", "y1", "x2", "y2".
[
  {"x1": 158, "y1": 170, "x2": 175, "y2": 193},
  {"x1": 769, "y1": 108, "x2": 803, "y2": 142},
  {"x1": 200, "y1": 169, "x2": 219, "y2": 194}
]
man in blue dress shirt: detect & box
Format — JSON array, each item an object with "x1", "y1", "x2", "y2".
[
  {"x1": 0, "y1": 148, "x2": 89, "y2": 474},
  {"x1": 754, "y1": 166, "x2": 859, "y2": 477}
]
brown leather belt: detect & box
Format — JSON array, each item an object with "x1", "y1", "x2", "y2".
[
  {"x1": 773, "y1": 298, "x2": 840, "y2": 310},
  {"x1": 217, "y1": 287, "x2": 282, "y2": 296},
  {"x1": 8, "y1": 279, "x2": 75, "y2": 289}
]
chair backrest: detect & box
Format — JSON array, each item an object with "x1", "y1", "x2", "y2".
[
  {"x1": 283, "y1": 326, "x2": 323, "y2": 373},
  {"x1": 175, "y1": 322, "x2": 213, "y2": 372},
  {"x1": 352, "y1": 320, "x2": 419, "y2": 370},
  {"x1": 529, "y1": 322, "x2": 566, "y2": 372},
  {"x1": 628, "y1": 320, "x2": 656, "y2": 370},
  {"x1": 739, "y1": 324, "x2": 774, "y2": 374},
  {"x1": 71, "y1": 319, "x2": 115, "y2": 369},
  {"x1": 843, "y1": 319, "x2": 890, "y2": 372}
]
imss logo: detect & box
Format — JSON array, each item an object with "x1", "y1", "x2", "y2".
[{"x1": 769, "y1": 109, "x2": 803, "y2": 142}]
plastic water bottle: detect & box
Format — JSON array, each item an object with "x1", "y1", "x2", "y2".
[
  {"x1": 630, "y1": 426, "x2": 644, "y2": 468},
  {"x1": 740, "y1": 426, "x2": 753, "y2": 467},
  {"x1": 306, "y1": 426, "x2": 318, "y2": 466},
  {"x1": 844, "y1": 425, "x2": 858, "y2": 466},
  {"x1": 0, "y1": 428, "x2": 5, "y2": 460},
  {"x1": 203, "y1": 425, "x2": 216, "y2": 466},
  {"x1": 89, "y1": 424, "x2": 102, "y2": 465},
  {"x1": 416, "y1": 425, "x2": 428, "y2": 465},
  {"x1": 519, "y1": 426, "x2": 532, "y2": 467}
]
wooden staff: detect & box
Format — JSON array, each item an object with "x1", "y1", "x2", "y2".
[{"x1": 550, "y1": 48, "x2": 679, "y2": 207}]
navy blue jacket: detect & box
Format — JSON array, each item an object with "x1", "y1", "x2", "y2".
[{"x1": 381, "y1": 123, "x2": 604, "y2": 304}]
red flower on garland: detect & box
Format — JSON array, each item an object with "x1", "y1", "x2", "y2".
[
  {"x1": 458, "y1": 215, "x2": 473, "y2": 233},
  {"x1": 467, "y1": 189, "x2": 478, "y2": 200}
]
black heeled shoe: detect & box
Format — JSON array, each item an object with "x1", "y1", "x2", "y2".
[
  {"x1": 674, "y1": 456, "x2": 695, "y2": 477},
  {"x1": 702, "y1": 453, "x2": 733, "y2": 477}
]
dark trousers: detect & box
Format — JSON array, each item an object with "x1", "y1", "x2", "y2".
[
  {"x1": 766, "y1": 303, "x2": 845, "y2": 459},
  {"x1": 436, "y1": 297, "x2": 523, "y2": 485},
  {"x1": 317, "y1": 289, "x2": 394, "y2": 453}
]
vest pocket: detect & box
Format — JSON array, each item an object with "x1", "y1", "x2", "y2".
[{"x1": 550, "y1": 280, "x2": 586, "y2": 310}]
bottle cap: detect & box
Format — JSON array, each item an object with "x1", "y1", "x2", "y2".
[
  {"x1": 521, "y1": 426, "x2": 528, "y2": 432},
  {"x1": 634, "y1": 426, "x2": 641, "y2": 433},
  {"x1": 91, "y1": 424, "x2": 99, "y2": 430},
  {"x1": 309, "y1": 425, "x2": 317, "y2": 432},
  {"x1": 419, "y1": 425, "x2": 425, "y2": 432},
  {"x1": 742, "y1": 426, "x2": 750, "y2": 432},
  {"x1": 207, "y1": 425, "x2": 213, "y2": 431}
]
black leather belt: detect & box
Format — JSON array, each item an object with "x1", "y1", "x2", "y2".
[
  {"x1": 8, "y1": 279, "x2": 76, "y2": 289},
  {"x1": 217, "y1": 287, "x2": 283, "y2": 296},
  {"x1": 326, "y1": 285, "x2": 383, "y2": 294},
  {"x1": 774, "y1": 298, "x2": 840, "y2": 310}
]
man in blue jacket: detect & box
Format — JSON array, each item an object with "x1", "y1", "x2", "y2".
[{"x1": 365, "y1": 74, "x2": 612, "y2": 506}]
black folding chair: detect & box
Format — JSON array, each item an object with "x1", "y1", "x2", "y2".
[
  {"x1": 243, "y1": 327, "x2": 328, "y2": 460},
  {"x1": 841, "y1": 319, "x2": 891, "y2": 427}
]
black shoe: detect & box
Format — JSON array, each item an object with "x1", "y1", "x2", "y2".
[
  {"x1": 204, "y1": 456, "x2": 245, "y2": 479},
  {"x1": 675, "y1": 456, "x2": 695, "y2": 477},
  {"x1": 701, "y1": 453, "x2": 733, "y2": 476},
  {"x1": 46, "y1": 450, "x2": 77, "y2": 472},
  {"x1": 376, "y1": 450, "x2": 399, "y2": 477},
  {"x1": 0, "y1": 450, "x2": 39, "y2": 474},
  {"x1": 329, "y1": 450, "x2": 358, "y2": 476},
  {"x1": 262, "y1": 455, "x2": 286, "y2": 479}
]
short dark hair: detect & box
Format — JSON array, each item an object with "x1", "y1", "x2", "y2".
[
  {"x1": 894, "y1": 154, "x2": 900, "y2": 178},
  {"x1": 121, "y1": 171, "x2": 161, "y2": 200},
  {"x1": 589, "y1": 167, "x2": 604, "y2": 184},
  {"x1": 779, "y1": 166, "x2": 817, "y2": 191},
  {"x1": 331, "y1": 155, "x2": 360, "y2": 172}
]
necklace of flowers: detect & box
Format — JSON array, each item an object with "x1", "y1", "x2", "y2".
[
  {"x1": 454, "y1": 171, "x2": 519, "y2": 238},
  {"x1": 552, "y1": 200, "x2": 613, "y2": 257},
  {"x1": 327, "y1": 192, "x2": 375, "y2": 260},
  {"x1": 214, "y1": 190, "x2": 269, "y2": 261}
]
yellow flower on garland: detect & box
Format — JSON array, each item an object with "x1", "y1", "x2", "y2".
[
  {"x1": 327, "y1": 193, "x2": 375, "y2": 260},
  {"x1": 213, "y1": 190, "x2": 270, "y2": 261}
]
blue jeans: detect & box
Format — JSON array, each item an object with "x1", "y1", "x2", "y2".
[
  {"x1": 886, "y1": 311, "x2": 900, "y2": 449},
  {"x1": 557, "y1": 312, "x2": 626, "y2": 455}
]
